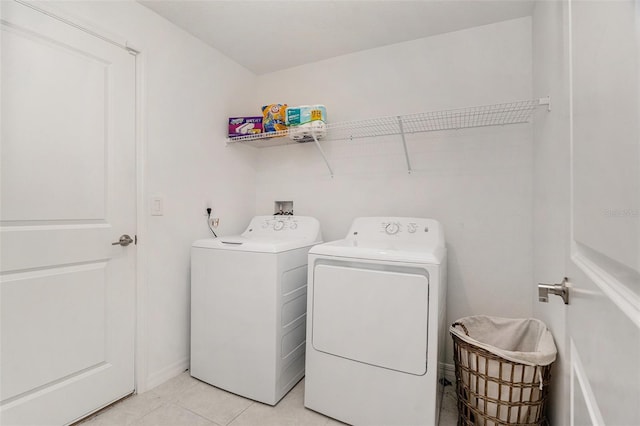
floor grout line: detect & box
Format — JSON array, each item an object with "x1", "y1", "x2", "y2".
[
  {"x1": 130, "y1": 403, "x2": 166, "y2": 425},
  {"x1": 225, "y1": 401, "x2": 255, "y2": 426},
  {"x1": 178, "y1": 403, "x2": 226, "y2": 426}
]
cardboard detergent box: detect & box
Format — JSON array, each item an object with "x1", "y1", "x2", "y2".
[{"x1": 228, "y1": 117, "x2": 263, "y2": 138}]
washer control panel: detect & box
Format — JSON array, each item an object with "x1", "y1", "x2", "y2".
[
  {"x1": 260, "y1": 217, "x2": 297, "y2": 231},
  {"x1": 242, "y1": 216, "x2": 321, "y2": 241}
]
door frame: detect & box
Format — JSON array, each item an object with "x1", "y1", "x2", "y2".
[{"x1": 13, "y1": 0, "x2": 150, "y2": 395}]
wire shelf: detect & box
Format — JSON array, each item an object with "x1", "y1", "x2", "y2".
[
  {"x1": 226, "y1": 98, "x2": 548, "y2": 146},
  {"x1": 225, "y1": 97, "x2": 550, "y2": 176}
]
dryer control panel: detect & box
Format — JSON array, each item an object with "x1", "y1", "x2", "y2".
[
  {"x1": 346, "y1": 217, "x2": 444, "y2": 246},
  {"x1": 379, "y1": 220, "x2": 423, "y2": 236}
]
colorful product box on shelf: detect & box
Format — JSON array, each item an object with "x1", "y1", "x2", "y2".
[
  {"x1": 286, "y1": 105, "x2": 327, "y2": 142},
  {"x1": 286, "y1": 105, "x2": 326, "y2": 126},
  {"x1": 228, "y1": 117, "x2": 263, "y2": 138},
  {"x1": 262, "y1": 103, "x2": 288, "y2": 136}
]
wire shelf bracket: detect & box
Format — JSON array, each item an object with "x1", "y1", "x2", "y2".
[
  {"x1": 397, "y1": 116, "x2": 412, "y2": 174},
  {"x1": 226, "y1": 97, "x2": 551, "y2": 175},
  {"x1": 312, "y1": 133, "x2": 334, "y2": 178}
]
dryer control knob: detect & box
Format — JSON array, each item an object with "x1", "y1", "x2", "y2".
[
  {"x1": 289, "y1": 222, "x2": 298, "y2": 230},
  {"x1": 407, "y1": 223, "x2": 417, "y2": 233},
  {"x1": 273, "y1": 220, "x2": 285, "y2": 231},
  {"x1": 385, "y1": 222, "x2": 400, "y2": 235}
]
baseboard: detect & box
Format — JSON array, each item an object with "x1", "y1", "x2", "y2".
[
  {"x1": 145, "y1": 359, "x2": 455, "y2": 394},
  {"x1": 144, "y1": 357, "x2": 189, "y2": 392},
  {"x1": 440, "y1": 362, "x2": 456, "y2": 385}
]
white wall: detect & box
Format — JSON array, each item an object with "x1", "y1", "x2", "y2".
[
  {"x1": 34, "y1": 2, "x2": 544, "y2": 391},
  {"x1": 531, "y1": 1, "x2": 570, "y2": 425},
  {"x1": 253, "y1": 18, "x2": 535, "y2": 364},
  {"x1": 45, "y1": 0, "x2": 259, "y2": 391}
]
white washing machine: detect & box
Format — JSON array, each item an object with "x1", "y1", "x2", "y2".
[
  {"x1": 190, "y1": 215, "x2": 322, "y2": 405},
  {"x1": 304, "y1": 217, "x2": 447, "y2": 426}
]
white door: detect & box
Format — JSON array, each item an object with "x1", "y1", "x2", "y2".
[
  {"x1": 565, "y1": 0, "x2": 639, "y2": 424},
  {"x1": 0, "y1": 1, "x2": 136, "y2": 425}
]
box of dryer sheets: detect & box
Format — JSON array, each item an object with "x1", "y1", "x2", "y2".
[{"x1": 228, "y1": 117, "x2": 263, "y2": 138}]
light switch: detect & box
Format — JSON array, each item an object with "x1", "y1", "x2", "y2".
[{"x1": 151, "y1": 196, "x2": 164, "y2": 216}]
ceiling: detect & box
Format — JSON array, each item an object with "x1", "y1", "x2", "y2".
[{"x1": 139, "y1": 0, "x2": 534, "y2": 75}]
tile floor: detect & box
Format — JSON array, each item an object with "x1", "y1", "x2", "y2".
[{"x1": 79, "y1": 371, "x2": 459, "y2": 426}]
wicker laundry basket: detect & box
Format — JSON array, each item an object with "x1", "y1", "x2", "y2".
[{"x1": 450, "y1": 316, "x2": 556, "y2": 426}]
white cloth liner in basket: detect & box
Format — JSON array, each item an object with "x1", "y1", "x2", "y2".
[{"x1": 450, "y1": 315, "x2": 557, "y2": 367}]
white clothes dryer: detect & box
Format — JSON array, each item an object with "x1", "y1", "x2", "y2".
[
  {"x1": 191, "y1": 215, "x2": 322, "y2": 405},
  {"x1": 304, "y1": 217, "x2": 447, "y2": 426}
]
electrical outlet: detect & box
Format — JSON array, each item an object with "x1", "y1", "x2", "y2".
[
  {"x1": 204, "y1": 200, "x2": 214, "y2": 216},
  {"x1": 210, "y1": 218, "x2": 220, "y2": 228}
]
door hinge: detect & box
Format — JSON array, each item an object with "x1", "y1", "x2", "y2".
[{"x1": 135, "y1": 235, "x2": 138, "y2": 245}]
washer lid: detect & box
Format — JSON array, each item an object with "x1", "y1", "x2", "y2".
[
  {"x1": 192, "y1": 215, "x2": 323, "y2": 253},
  {"x1": 193, "y1": 236, "x2": 318, "y2": 253}
]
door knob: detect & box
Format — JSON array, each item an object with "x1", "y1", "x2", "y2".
[
  {"x1": 112, "y1": 234, "x2": 134, "y2": 247},
  {"x1": 538, "y1": 277, "x2": 569, "y2": 304}
]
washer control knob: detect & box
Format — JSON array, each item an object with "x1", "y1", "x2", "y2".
[
  {"x1": 385, "y1": 222, "x2": 400, "y2": 235},
  {"x1": 290, "y1": 222, "x2": 298, "y2": 230},
  {"x1": 407, "y1": 223, "x2": 417, "y2": 233},
  {"x1": 273, "y1": 220, "x2": 285, "y2": 231}
]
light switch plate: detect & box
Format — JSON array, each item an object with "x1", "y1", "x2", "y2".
[{"x1": 151, "y1": 196, "x2": 164, "y2": 216}]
